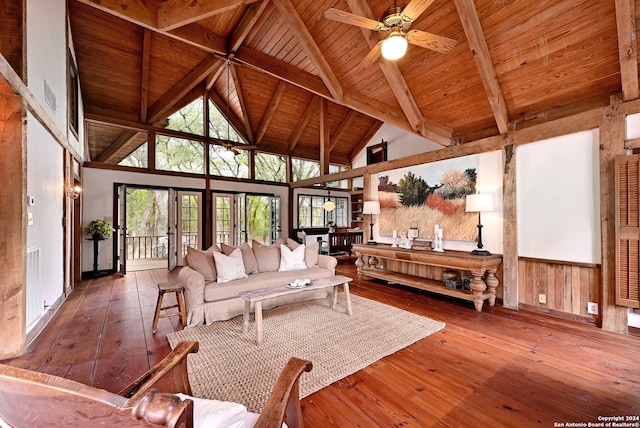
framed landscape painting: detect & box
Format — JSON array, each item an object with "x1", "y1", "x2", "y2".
[{"x1": 377, "y1": 155, "x2": 479, "y2": 242}]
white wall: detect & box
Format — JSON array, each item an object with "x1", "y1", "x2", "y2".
[
  {"x1": 23, "y1": 0, "x2": 70, "y2": 331},
  {"x1": 82, "y1": 168, "x2": 292, "y2": 272},
  {"x1": 27, "y1": 0, "x2": 67, "y2": 133},
  {"x1": 26, "y1": 114, "x2": 65, "y2": 328},
  {"x1": 517, "y1": 129, "x2": 601, "y2": 264}
]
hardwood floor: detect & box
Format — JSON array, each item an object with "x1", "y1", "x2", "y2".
[{"x1": 3, "y1": 261, "x2": 640, "y2": 427}]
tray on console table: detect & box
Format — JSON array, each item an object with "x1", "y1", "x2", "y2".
[{"x1": 352, "y1": 244, "x2": 502, "y2": 312}]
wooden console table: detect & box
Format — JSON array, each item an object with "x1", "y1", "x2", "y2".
[{"x1": 352, "y1": 244, "x2": 502, "y2": 312}]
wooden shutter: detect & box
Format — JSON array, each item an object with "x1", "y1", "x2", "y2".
[{"x1": 615, "y1": 155, "x2": 640, "y2": 307}]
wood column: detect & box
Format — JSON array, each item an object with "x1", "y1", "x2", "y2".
[
  {"x1": 0, "y1": 79, "x2": 27, "y2": 358},
  {"x1": 599, "y1": 97, "x2": 628, "y2": 332},
  {"x1": 502, "y1": 142, "x2": 519, "y2": 309},
  {"x1": 320, "y1": 98, "x2": 329, "y2": 175}
]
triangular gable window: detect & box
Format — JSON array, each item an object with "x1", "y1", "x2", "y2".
[
  {"x1": 165, "y1": 98, "x2": 205, "y2": 136},
  {"x1": 208, "y1": 99, "x2": 247, "y2": 144}
]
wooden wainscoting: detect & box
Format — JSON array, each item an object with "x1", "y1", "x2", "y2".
[{"x1": 518, "y1": 257, "x2": 600, "y2": 320}]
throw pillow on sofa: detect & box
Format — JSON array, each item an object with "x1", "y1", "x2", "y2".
[
  {"x1": 278, "y1": 244, "x2": 307, "y2": 272},
  {"x1": 186, "y1": 246, "x2": 217, "y2": 282},
  {"x1": 286, "y1": 238, "x2": 319, "y2": 268},
  {"x1": 252, "y1": 239, "x2": 284, "y2": 272},
  {"x1": 221, "y1": 242, "x2": 258, "y2": 275},
  {"x1": 213, "y1": 249, "x2": 248, "y2": 283}
]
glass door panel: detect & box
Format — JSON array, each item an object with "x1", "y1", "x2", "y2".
[
  {"x1": 213, "y1": 194, "x2": 233, "y2": 247},
  {"x1": 177, "y1": 191, "x2": 201, "y2": 265}
]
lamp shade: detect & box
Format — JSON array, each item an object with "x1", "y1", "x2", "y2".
[
  {"x1": 363, "y1": 201, "x2": 381, "y2": 215},
  {"x1": 381, "y1": 32, "x2": 408, "y2": 60},
  {"x1": 322, "y1": 200, "x2": 336, "y2": 211},
  {"x1": 465, "y1": 193, "x2": 494, "y2": 213}
]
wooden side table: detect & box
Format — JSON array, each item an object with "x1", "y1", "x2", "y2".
[{"x1": 152, "y1": 282, "x2": 186, "y2": 334}]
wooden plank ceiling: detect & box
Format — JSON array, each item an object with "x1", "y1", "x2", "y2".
[{"x1": 66, "y1": 0, "x2": 637, "y2": 167}]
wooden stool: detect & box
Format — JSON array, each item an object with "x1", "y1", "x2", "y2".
[{"x1": 152, "y1": 282, "x2": 186, "y2": 334}]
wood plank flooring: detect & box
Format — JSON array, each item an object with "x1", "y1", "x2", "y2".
[{"x1": 3, "y1": 261, "x2": 640, "y2": 427}]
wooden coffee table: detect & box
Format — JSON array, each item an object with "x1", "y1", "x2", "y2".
[{"x1": 240, "y1": 274, "x2": 353, "y2": 345}]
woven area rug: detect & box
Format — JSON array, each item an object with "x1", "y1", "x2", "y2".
[{"x1": 166, "y1": 294, "x2": 445, "y2": 413}]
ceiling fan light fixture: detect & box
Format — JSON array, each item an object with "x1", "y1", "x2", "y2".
[{"x1": 381, "y1": 32, "x2": 407, "y2": 60}]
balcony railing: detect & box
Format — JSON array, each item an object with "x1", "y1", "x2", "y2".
[{"x1": 127, "y1": 233, "x2": 198, "y2": 260}]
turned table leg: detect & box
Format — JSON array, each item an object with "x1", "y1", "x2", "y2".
[
  {"x1": 485, "y1": 268, "x2": 499, "y2": 306},
  {"x1": 470, "y1": 270, "x2": 488, "y2": 312},
  {"x1": 355, "y1": 252, "x2": 364, "y2": 278}
]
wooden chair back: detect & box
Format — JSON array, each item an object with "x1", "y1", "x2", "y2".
[{"x1": 0, "y1": 341, "x2": 311, "y2": 428}]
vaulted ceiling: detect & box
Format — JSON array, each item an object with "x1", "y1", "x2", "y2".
[{"x1": 67, "y1": 0, "x2": 636, "y2": 167}]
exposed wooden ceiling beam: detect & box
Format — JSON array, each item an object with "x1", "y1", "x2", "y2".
[
  {"x1": 271, "y1": 0, "x2": 343, "y2": 102},
  {"x1": 454, "y1": 0, "x2": 509, "y2": 134},
  {"x1": 615, "y1": 0, "x2": 639, "y2": 101},
  {"x1": 147, "y1": 56, "x2": 224, "y2": 124},
  {"x1": 77, "y1": 0, "x2": 451, "y2": 144},
  {"x1": 76, "y1": 0, "x2": 227, "y2": 54},
  {"x1": 289, "y1": 96, "x2": 321, "y2": 151},
  {"x1": 140, "y1": 29, "x2": 151, "y2": 123},
  {"x1": 255, "y1": 81, "x2": 287, "y2": 145},
  {"x1": 208, "y1": 87, "x2": 250, "y2": 144},
  {"x1": 349, "y1": 122, "x2": 383, "y2": 164},
  {"x1": 345, "y1": 0, "x2": 425, "y2": 136},
  {"x1": 230, "y1": 63, "x2": 255, "y2": 144},
  {"x1": 329, "y1": 110, "x2": 357, "y2": 151},
  {"x1": 75, "y1": 0, "x2": 158, "y2": 29},
  {"x1": 235, "y1": 47, "x2": 451, "y2": 145},
  {"x1": 204, "y1": 62, "x2": 225, "y2": 91},
  {"x1": 229, "y1": 0, "x2": 270, "y2": 55},
  {"x1": 168, "y1": 23, "x2": 227, "y2": 54},
  {"x1": 94, "y1": 130, "x2": 145, "y2": 163},
  {"x1": 158, "y1": 0, "x2": 260, "y2": 31}
]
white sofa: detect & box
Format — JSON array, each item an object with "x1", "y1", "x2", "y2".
[{"x1": 179, "y1": 238, "x2": 338, "y2": 327}]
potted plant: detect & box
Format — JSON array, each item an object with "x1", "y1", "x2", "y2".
[{"x1": 85, "y1": 219, "x2": 113, "y2": 240}]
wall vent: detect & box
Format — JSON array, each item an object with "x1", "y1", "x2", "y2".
[
  {"x1": 26, "y1": 247, "x2": 41, "y2": 330},
  {"x1": 44, "y1": 80, "x2": 57, "y2": 112}
]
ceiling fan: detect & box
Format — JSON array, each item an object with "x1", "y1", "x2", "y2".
[{"x1": 324, "y1": 0, "x2": 457, "y2": 68}]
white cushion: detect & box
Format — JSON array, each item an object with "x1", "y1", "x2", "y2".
[
  {"x1": 278, "y1": 244, "x2": 307, "y2": 272},
  {"x1": 176, "y1": 393, "x2": 248, "y2": 428},
  {"x1": 213, "y1": 249, "x2": 248, "y2": 283}
]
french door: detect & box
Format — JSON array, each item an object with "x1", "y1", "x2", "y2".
[
  {"x1": 115, "y1": 184, "x2": 127, "y2": 275},
  {"x1": 213, "y1": 193, "x2": 280, "y2": 247},
  {"x1": 176, "y1": 191, "x2": 202, "y2": 266}
]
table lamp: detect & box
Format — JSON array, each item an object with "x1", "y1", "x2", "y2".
[
  {"x1": 465, "y1": 193, "x2": 493, "y2": 256},
  {"x1": 362, "y1": 201, "x2": 380, "y2": 245}
]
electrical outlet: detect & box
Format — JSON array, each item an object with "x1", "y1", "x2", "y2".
[
  {"x1": 538, "y1": 294, "x2": 547, "y2": 304},
  {"x1": 587, "y1": 302, "x2": 598, "y2": 315}
]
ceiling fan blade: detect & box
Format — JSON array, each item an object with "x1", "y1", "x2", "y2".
[
  {"x1": 361, "y1": 41, "x2": 383, "y2": 69},
  {"x1": 406, "y1": 30, "x2": 457, "y2": 53},
  {"x1": 324, "y1": 8, "x2": 383, "y2": 31},
  {"x1": 401, "y1": 0, "x2": 437, "y2": 23}
]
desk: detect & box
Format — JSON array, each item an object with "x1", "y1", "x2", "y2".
[{"x1": 353, "y1": 244, "x2": 502, "y2": 312}]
